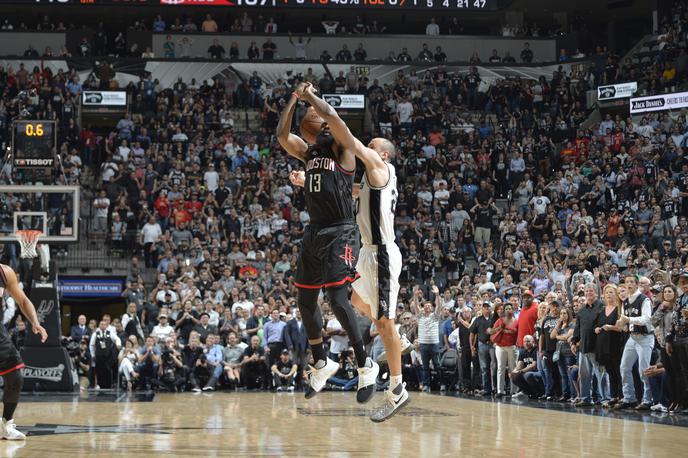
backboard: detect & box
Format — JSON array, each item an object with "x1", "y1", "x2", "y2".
[{"x1": 0, "y1": 185, "x2": 80, "y2": 243}]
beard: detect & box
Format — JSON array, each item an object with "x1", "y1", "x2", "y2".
[{"x1": 316, "y1": 132, "x2": 335, "y2": 149}]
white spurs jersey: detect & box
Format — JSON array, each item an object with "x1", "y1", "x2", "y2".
[{"x1": 357, "y1": 163, "x2": 398, "y2": 246}]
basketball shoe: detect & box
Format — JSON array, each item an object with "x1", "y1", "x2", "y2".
[
  {"x1": 1, "y1": 419, "x2": 26, "y2": 440},
  {"x1": 370, "y1": 382, "x2": 410, "y2": 422},
  {"x1": 305, "y1": 358, "x2": 339, "y2": 399},
  {"x1": 356, "y1": 358, "x2": 379, "y2": 403}
]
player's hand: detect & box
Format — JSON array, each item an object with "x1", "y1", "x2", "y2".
[
  {"x1": 303, "y1": 82, "x2": 317, "y2": 96},
  {"x1": 295, "y1": 82, "x2": 309, "y2": 98},
  {"x1": 33, "y1": 324, "x2": 48, "y2": 343},
  {"x1": 289, "y1": 170, "x2": 305, "y2": 187}
]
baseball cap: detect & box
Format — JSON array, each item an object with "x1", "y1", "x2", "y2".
[
  {"x1": 281, "y1": 349, "x2": 290, "y2": 355},
  {"x1": 279, "y1": 311, "x2": 287, "y2": 318},
  {"x1": 482, "y1": 301, "x2": 491, "y2": 307},
  {"x1": 158, "y1": 313, "x2": 168, "y2": 319},
  {"x1": 523, "y1": 290, "x2": 534, "y2": 297}
]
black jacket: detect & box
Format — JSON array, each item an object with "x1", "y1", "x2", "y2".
[{"x1": 572, "y1": 299, "x2": 603, "y2": 353}]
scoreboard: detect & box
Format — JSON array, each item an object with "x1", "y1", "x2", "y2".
[
  {"x1": 12, "y1": 120, "x2": 57, "y2": 168},
  {"x1": 0, "y1": 0, "x2": 507, "y2": 10}
]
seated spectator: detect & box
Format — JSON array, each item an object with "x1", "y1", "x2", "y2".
[
  {"x1": 242, "y1": 335, "x2": 268, "y2": 389},
  {"x1": 208, "y1": 39, "x2": 225, "y2": 59},
  {"x1": 354, "y1": 43, "x2": 367, "y2": 62},
  {"x1": 262, "y1": 38, "x2": 277, "y2": 60},
  {"x1": 510, "y1": 335, "x2": 543, "y2": 398}
]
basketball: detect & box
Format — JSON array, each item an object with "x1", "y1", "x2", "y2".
[{"x1": 300, "y1": 107, "x2": 324, "y2": 144}]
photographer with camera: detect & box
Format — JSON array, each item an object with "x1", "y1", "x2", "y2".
[
  {"x1": 137, "y1": 336, "x2": 161, "y2": 390},
  {"x1": 159, "y1": 337, "x2": 185, "y2": 392},
  {"x1": 182, "y1": 333, "x2": 208, "y2": 392}
]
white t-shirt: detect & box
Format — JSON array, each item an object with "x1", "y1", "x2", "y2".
[
  {"x1": 204, "y1": 170, "x2": 219, "y2": 192},
  {"x1": 141, "y1": 222, "x2": 162, "y2": 244},
  {"x1": 530, "y1": 196, "x2": 550, "y2": 214},
  {"x1": 397, "y1": 102, "x2": 413, "y2": 123},
  {"x1": 151, "y1": 324, "x2": 174, "y2": 341},
  {"x1": 94, "y1": 197, "x2": 110, "y2": 218},
  {"x1": 327, "y1": 318, "x2": 349, "y2": 355}
]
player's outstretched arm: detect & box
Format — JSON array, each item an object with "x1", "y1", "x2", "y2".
[
  {"x1": 299, "y1": 84, "x2": 385, "y2": 172},
  {"x1": 277, "y1": 88, "x2": 309, "y2": 163},
  {"x1": 2, "y1": 265, "x2": 47, "y2": 342}
]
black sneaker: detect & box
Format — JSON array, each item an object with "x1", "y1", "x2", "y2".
[
  {"x1": 574, "y1": 401, "x2": 593, "y2": 407},
  {"x1": 613, "y1": 401, "x2": 637, "y2": 410},
  {"x1": 635, "y1": 403, "x2": 652, "y2": 411}
]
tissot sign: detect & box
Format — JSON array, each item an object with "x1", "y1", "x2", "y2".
[
  {"x1": 597, "y1": 82, "x2": 637, "y2": 101},
  {"x1": 630, "y1": 91, "x2": 688, "y2": 114},
  {"x1": 323, "y1": 94, "x2": 365, "y2": 110}
]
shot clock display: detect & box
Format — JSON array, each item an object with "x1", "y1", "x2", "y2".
[{"x1": 12, "y1": 120, "x2": 57, "y2": 168}]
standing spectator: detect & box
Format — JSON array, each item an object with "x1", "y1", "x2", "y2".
[
  {"x1": 353, "y1": 43, "x2": 367, "y2": 62},
  {"x1": 284, "y1": 308, "x2": 308, "y2": 375},
  {"x1": 93, "y1": 190, "x2": 110, "y2": 234},
  {"x1": 336, "y1": 44, "x2": 352, "y2": 62},
  {"x1": 89, "y1": 319, "x2": 121, "y2": 389},
  {"x1": 201, "y1": 14, "x2": 218, "y2": 33},
  {"x1": 616, "y1": 276, "x2": 655, "y2": 410},
  {"x1": 571, "y1": 284, "x2": 608, "y2": 407},
  {"x1": 207, "y1": 39, "x2": 225, "y2": 59},
  {"x1": 520, "y1": 42, "x2": 534, "y2": 63},
  {"x1": 289, "y1": 34, "x2": 311, "y2": 60},
  {"x1": 425, "y1": 17, "x2": 440, "y2": 36},
  {"x1": 551, "y1": 307, "x2": 576, "y2": 401},
  {"x1": 247, "y1": 41, "x2": 260, "y2": 60},
  {"x1": 417, "y1": 43, "x2": 433, "y2": 62},
  {"x1": 412, "y1": 285, "x2": 442, "y2": 392},
  {"x1": 262, "y1": 38, "x2": 277, "y2": 60},
  {"x1": 322, "y1": 19, "x2": 339, "y2": 35},
  {"x1": 490, "y1": 302, "x2": 518, "y2": 398},
  {"x1": 470, "y1": 302, "x2": 497, "y2": 395},
  {"x1": 263, "y1": 309, "x2": 287, "y2": 367},
  {"x1": 141, "y1": 216, "x2": 162, "y2": 268},
  {"x1": 434, "y1": 46, "x2": 447, "y2": 63},
  {"x1": 595, "y1": 283, "x2": 625, "y2": 406},
  {"x1": 70, "y1": 315, "x2": 90, "y2": 342},
  {"x1": 163, "y1": 35, "x2": 175, "y2": 58},
  {"x1": 264, "y1": 17, "x2": 277, "y2": 33},
  {"x1": 470, "y1": 201, "x2": 499, "y2": 248}
]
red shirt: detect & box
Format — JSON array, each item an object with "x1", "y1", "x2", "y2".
[
  {"x1": 492, "y1": 318, "x2": 518, "y2": 347},
  {"x1": 517, "y1": 303, "x2": 539, "y2": 347}
]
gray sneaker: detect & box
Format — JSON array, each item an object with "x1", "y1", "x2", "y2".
[{"x1": 370, "y1": 383, "x2": 410, "y2": 423}]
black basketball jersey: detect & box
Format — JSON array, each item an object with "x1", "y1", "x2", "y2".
[{"x1": 304, "y1": 144, "x2": 354, "y2": 225}]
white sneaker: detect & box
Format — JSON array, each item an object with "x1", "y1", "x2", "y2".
[
  {"x1": 202, "y1": 386, "x2": 214, "y2": 391},
  {"x1": 287, "y1": 386, "x2": 295, "y2": 393},
  {"x1": 651, "y1": 403, "x2": 668, "y2": 412},
  {"x1": 370, "y1": 383, "x2": 410, "y2": 423},
  {"x1": 276, "y1": 386, "x2": 283, "y2": 393},
  {"x1": 305, "y1": 358, "x2": 339, "y2": 399},
  {"x1": 356, "y1": 358, "x2": 379, "y2": 404},
  {"x1": 192, "y1": 387, "x2": 202, "y2": 393},
  {"x1": 1, "y1": 419, "x2": 26, "y2": 440}
]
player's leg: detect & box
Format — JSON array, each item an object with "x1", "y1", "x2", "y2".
[
  {"x1": 297, "y1": 286, "x2": 339, "y2": 398},
  {"x1": 1, "y1": 369, "x2": 25, "y2": 440}
]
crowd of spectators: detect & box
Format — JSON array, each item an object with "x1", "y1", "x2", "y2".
[
  {"x1": 0, "y1": 12, "x2": 561, "y2": 38},
  {"x1": 1, "y1": 12, "x2": 688, "y2": 414}
]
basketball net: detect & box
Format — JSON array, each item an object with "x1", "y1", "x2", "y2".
[{"x1": 16, "y1": 230, "x2": 42, "y2": 259}]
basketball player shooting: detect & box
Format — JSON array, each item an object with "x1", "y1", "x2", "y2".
[
  {"x1": 0, "y1": 264, "x2": 48, "y2": 440},
  {"x1": 293, "y1": 83, "x2": 410, "y2": 422},
  {"x1": 276, "y1": 82, "x2": 379, "y2": 403}
]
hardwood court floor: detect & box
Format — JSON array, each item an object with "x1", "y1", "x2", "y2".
[{"x1": 2, "y1": 391, "x2": 687, "y2": 458}]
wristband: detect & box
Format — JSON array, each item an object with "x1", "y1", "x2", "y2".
[{"x1": 291, "y1": 91, "x2": 300, "y2": 99}]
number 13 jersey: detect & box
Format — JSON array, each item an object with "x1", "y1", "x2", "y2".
[
  {"x1": 357, "y1": 163, "x2": 397, "y2": 246},
  {"x1": 304, "y1": 144, "x2": 355, "y2": 225}
]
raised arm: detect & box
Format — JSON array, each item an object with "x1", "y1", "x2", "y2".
[
  {"x1": 299, "y1": 84, "x2": 387, "y2": 182},
  {"x1": 276, "y1": 88, "x2": 309, "y2": 163}
]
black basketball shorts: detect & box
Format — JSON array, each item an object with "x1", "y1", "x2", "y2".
[
  {"x1": 0, "y1": 330, "x2": 24, "y2": 376},
  {"x1": 295, "y1": 221, "x2": 360, "y2": 290}
]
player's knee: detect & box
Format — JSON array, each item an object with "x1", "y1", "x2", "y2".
[{"x1": 2, "y1": 369, "x2": 22, "y2": 403}]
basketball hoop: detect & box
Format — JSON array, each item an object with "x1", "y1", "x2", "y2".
[{"x1": 15, "y1": 230, "x2": 42, "y2": 259}]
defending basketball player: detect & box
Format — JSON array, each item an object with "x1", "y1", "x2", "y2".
[
  {"x1": 0, "y1": 263, "x2": 48, "y2": 440},
  {"x1": 276, "y1": 83, "x2": 379, "y2": 403},
  {"x1": 294, "y1": 83, "x2": 410, "y2": 422}
]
